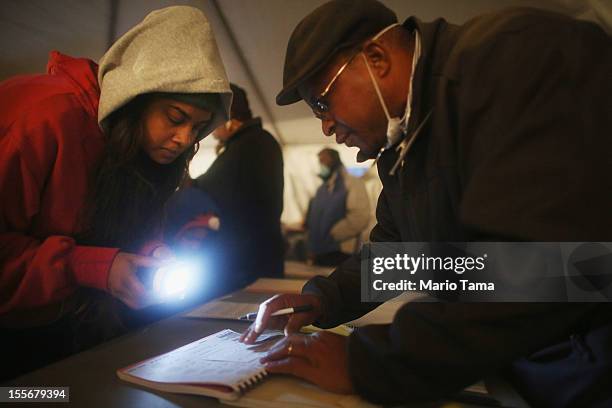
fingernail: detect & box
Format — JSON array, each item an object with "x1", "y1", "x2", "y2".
[{"x1": 254, "y1": 323, "x2": 262, "y2": 333}]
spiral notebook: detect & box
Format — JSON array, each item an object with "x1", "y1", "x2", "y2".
[
  {"x1": 117, "y1": 329, "x2": 283, "y2": 401},
  {"x1": 117, "y1": 328, "x2": 494, "y2": 407}
]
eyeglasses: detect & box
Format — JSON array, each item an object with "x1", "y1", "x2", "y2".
[
  {"x1": 309, "y1": 23, "x2": 401, "y2": 120},
  {"x1": 310, "y1": 50, "x2": 360, "y2": 119}
]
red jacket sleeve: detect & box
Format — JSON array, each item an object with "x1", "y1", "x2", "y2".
[{"x1": 0, "y1": 98, "x2": 119, "y2": 314}]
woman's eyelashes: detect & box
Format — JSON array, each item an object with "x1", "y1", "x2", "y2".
[
  {"x1": 167, "y1": 111, "x2": 185, "y2": 125},
  {"x1": 166, "y1": 106, "x2": 210, "y2": 139}
]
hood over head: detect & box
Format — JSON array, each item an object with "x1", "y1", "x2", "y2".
[{"x1": 97, "y1": 6, "x2": 232, "y2": 138}]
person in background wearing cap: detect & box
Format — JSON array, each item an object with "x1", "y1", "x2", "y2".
[
  {"x1": 241, "y1": 0, "x2": 612, "y2": 405},
  {"x1": 0, "y1": 6, "x2": 231, "y2": 380},
  {"x1": 193, "y1": 83, "x2": 284, "y2": 293},
  {"x1": 304, "y1": 148, "x2": 369, "y2": 266}
]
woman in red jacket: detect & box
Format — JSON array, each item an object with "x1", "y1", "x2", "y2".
[{"x1": 0, "y1": 6, "x2": 231, "y2": 379}]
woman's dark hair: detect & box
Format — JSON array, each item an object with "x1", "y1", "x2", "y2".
[{"x1": 78, "y1": 93, "x2": 198, "y2": 252}]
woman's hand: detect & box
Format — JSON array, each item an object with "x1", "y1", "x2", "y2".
[
  {"x1": 260, "y1": 332, "x2": 354, "y2": 394},
  {"x1": 240, "y1": 294, "x2": 323, "y2": 343},
  {"x1": 175, "y1": 214, "x2": 220, "y2": 251},
  {"x1": 151, "y1": 244, "x2": 175, "y2": 260},
  {"x1": 107, "y1": 252, "x2": 162, "y2": 309},
  {"x1": 176, "y1": 227, "x2": 209, "y2": 251}
]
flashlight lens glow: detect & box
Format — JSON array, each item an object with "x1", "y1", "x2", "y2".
[{"x1": 152, "y1": 260, "x2": 198, "y2": 299}]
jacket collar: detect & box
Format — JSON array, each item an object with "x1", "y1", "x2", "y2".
[
  {"x1": 226, "y1": 117, "x2": 263, "y2": 146},
  {"x1": 323, "y1": 166, "x2": 346, "y2": 192},
  {"x1": 402, "y1": 16, "x2": 457, "y2": 135}
]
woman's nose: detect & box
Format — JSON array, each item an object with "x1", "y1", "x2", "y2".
[{"x1": 173, "y1": 126, "x2": 195, "y2": 147}]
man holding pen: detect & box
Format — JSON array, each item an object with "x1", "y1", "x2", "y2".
[{"x1": 241, "y1": 0, "x2": 612, "y2": 406}]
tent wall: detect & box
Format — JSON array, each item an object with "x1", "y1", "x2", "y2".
[{"x1": 1, "y1": 0, "x2": 609, "y2": 227}]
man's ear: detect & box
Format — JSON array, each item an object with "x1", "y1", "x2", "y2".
[{"x1": 362, "y1": 41, "x2": 391, "y2": 78}]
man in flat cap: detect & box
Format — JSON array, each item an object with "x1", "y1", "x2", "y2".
[{"x1": 242, "y1": 0, "x2": 612, "y2": 405}]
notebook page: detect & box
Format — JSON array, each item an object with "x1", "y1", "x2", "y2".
[{"x1": 122, "y1": 330, "x2": 282, "y2": 388}]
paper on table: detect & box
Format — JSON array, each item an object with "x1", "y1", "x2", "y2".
[
  {"x1": 120, "y1": 330, "x2": 282, "y2": 387},
  {"x1": 284, "y1": 261, "x2": 334, "y2": 279},
  {"x1": 185, "y1": 301, "x2": 259, "y2": 320},
  {"x1": 224, "y1": 376, "x2": 380, "y2": 408},
  {"x1": 348, "y1": 291, "x2": 429, "y2": 327},
  {"x1": 245, "y1": 278, "x2": 308, "y2": 294},
  {"x1": 184, "y1": 291, "x2": 271, "y2": 320}
]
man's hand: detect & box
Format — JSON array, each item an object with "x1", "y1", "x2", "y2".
[
  {"x1": 240, "y1": 294, "x2": 323, "y2": 343},
  {"x1": 107, "y1": 252, "x2": 162, "y2": 309},
  {"x1": 260, "y1": 332, "x2": 354, "y2": 394}
]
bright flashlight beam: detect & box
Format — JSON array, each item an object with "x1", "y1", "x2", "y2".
[{"x1": 152, "y1": 260, "x2": 199, "y2": 300}]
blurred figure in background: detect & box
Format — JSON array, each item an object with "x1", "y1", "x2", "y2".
[
  {"x1": 305, "y1": 148, "x2": 369, "y2": 266},
  {"x1": 193, "y1": 83, "x2": 284, "y2": 291}
]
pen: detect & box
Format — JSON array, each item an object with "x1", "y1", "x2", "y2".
[{"x1": 239, "y1": 304, "x2": 313, "y2": 321}]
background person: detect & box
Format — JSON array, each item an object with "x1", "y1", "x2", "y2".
[
  {"x1": 0, "y1": 6, "x2": 231, "y2": 380},
  {"x1": 193, "y1": 83, "x2": 285, "y2": 293},
  {"x1": 305, "y1": 148, "x2": 369, "y2": 266}
]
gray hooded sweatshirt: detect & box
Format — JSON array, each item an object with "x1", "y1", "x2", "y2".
[{"x1": 97, "y1": 6, "x2": 232, "y2": 136}]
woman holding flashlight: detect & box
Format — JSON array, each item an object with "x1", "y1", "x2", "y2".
[{"x1": 0, "y1": 6, "x2": 231, "y2": 379}]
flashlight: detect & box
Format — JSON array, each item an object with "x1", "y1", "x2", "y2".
[{"x1": 138, "y1": 259, "x2": 201, "y2": 301}]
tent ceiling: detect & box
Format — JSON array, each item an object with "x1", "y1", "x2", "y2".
[{"x1": 0, "y1": 0, "x2": 607, "y2": 145}]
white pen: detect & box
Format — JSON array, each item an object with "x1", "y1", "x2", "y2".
[{"x1": 239, "y1": 304, "x2": 314, "y2": 321}]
